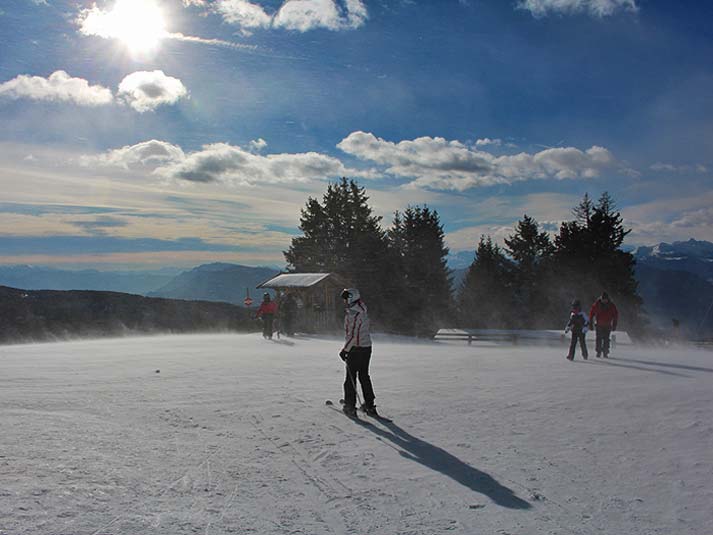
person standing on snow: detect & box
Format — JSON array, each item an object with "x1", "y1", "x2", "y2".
[
  {"x1": 339, "y1": 288, "x2": 378, "y2": 417},
  {"x1": 565, "y1": 299, "x2": 589, "y2": 361},
  {"x1": 589, "y1": 291, "x2": 618, "y2": 358},
  {"x1": 280, "y1": 291, "x2": 297, "y2": 337},
  {"x1": 255, "y1": 292, "x2": 278, "y2": 339}
]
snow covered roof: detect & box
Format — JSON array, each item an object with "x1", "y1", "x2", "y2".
[{"x1": 257, "y1": 272, "x2": 344, "y2": 289}]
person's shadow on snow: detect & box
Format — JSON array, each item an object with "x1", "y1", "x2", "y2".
[{"x1": 361, "y1": 420, "x2": 532, "y2": 509}]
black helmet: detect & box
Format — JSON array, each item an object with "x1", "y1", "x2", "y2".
[
  {"x1": 571, "y1": 299, "x2": 581, "y2": 308},
  {"x1": 263, "y1": 292, "x2": 270, "y2": 301},
  {"x1": 601, "y1": 291, "x2": 609, "y2": 300},
  {"x1": 341, "y1": 288, "x2": 360, "y2": 306}
]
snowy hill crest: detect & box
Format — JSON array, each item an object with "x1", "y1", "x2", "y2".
[{"x1": 635, "y1": 239, "x2": 713, "y2": 261}]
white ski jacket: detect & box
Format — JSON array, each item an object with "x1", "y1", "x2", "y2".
[{"x1": 343, "y1": 300, "x2": 372, "y2": 352}]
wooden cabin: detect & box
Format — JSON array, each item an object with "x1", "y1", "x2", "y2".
[{"x1": 256, "y1": 273, "x2": 348, "y2": 333}]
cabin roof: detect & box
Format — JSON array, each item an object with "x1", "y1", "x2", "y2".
[{"x1": 257, "y1": 272, "x2": 345, "y2": 289}]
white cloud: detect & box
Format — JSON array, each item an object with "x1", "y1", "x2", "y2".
[
  {"x1": 615, "y1": 190, "x2": 713, "y2": 245},
  {"x1": 82, "y1": 140, "x2": 371, "y2": 185},
  {"x1": 157, "y1": 142, "x2": 370, "y2": 185},
  {"x1": 650, "y1": 162, "x2": 708, "y2": 174},
  {"x1": 249, "y1": 138, "x2": 268, "y2": 152},
  {"x1": 518, "y1": 0, "x2": 638, "y2": 17},
  {"x1": 626, "y1": 215, "x2": 713, "y2": 245},
  {"x1": 205, "y1": 0, "x2": 367, "y2": 32},
  {"x1": 274, "y1": 0, "x2": 344, "y2": 31},
  {"x1": 670, "y1": 207, "x2": 713, "y2": 228},
  {"x1": 337, "y1": 131, "x2": 618, "y2": 190},
  {"x1": 80, "y1": 140, "x2": 186, "y2": 170},
  {"x1": 0, "y1": 70, "x2": 188, "y2": 113},
  {"x1": 343, "y1": 0, "x2": 368, "y2": 28},
  {"x1": 649, "y1": 162, "x2": 676, "y2": 173},
  {"x1": 167, "y1": 32, "x2": 257, "y2": 51},
  {"x1": 117, "y1": 70, "x2": 188, "y2": 112},
  {"x1": 0, "y1": 70, "x2": 113, "y2": 106},
  {"x1": 215, "y1": 0, "x2": 273, "y2": 29},
  {"x1": 475, "y1": 138, "x2": 502, "y2": 147}
]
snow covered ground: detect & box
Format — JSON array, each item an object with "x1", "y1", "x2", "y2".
[{"x1": 1, "y1": 333, "x2": 711, "y2": 535}]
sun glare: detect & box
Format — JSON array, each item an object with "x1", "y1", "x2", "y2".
[{"x1": 99, "y1": 0, "x2": 168, "y2": 55}]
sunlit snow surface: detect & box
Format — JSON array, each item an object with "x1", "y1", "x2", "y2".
[{"x1": 1, "y1": 334, "x2": 711, "y2": 534}]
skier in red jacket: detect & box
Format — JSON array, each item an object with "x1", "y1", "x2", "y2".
[
  {"x1": 255, "y1": 293, "x2": 278, "y2": 339},
  {"x1": 589, "y1": 291, "x2": 619, "y2": 358}
]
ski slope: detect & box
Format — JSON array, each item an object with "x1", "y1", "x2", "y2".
[{"x1": 1, "y1": 333, "x2": 711, "y2": 534}]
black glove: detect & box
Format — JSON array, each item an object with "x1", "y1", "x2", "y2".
[{"x1": 339, "y1": 350, "x2": 348, "y2": 361}]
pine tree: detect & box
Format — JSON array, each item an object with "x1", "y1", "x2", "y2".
[
  {"x1": 572, "y1": 192, "x2": 594, "y2": 226},
  {"x1": 589, "y1": 192, "x2": 628, "y2": 255},
  {"x1": 284, "y1": 178, "x2": 395, "y2": 327},
  {"x1": 552, "y1": 192, "x2": 643, "y2": 335},
  {"x1": 505, "y1": 215, "x2": 554, "y2": 268},
  {"x1": 458, "y1": 236, "x2": 515, "y2": 328},
  {"x1": 588, "y1": 193, "x2": 643, "y2": 332},
  {"x1": 389, "y1": 206, "x2": 452, "y2": 336},
  {"x1": 505, "y1": 215, "x2": 554, "y2": 328}
]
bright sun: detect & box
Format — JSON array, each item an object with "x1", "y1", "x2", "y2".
[{"x1": 84, "y1": 0, "x2": 168, "y2": 55}]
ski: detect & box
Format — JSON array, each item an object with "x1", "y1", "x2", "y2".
[
  {"x1": 325, "y1": 399, "x2": 361, "y2": 420},
  {"x1": 338, "y1": 399, "x2": 393, "y2": 422}
]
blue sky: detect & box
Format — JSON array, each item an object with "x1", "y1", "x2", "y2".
[{"x1": 1, "y1": 0, "x2": 712, "y2": 269}]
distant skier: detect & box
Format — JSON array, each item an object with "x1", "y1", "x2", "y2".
[
  {"x1": 339, "y1": 288, "x2": 378, "y2": 417},
  {"x1": 589, "y1": 291, "x2": 618, "y2": 358},
  {"x1": 280, "y1": 291, "x2": 297, "y2": 337},
  {"x1": 564, "y1": 299, "x2": 589, "y2": 361},
  {"x1": 255, "y1": 292, "x2": 278, "y2": 339}
]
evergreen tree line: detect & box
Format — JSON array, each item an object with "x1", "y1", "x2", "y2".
[{"x1": 285, "y1": 179, "x2": 643, "y2": 337}]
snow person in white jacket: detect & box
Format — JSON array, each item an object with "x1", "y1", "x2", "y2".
[{"x1": 339, "y1": 288, "x2": 378, "y2": 417}]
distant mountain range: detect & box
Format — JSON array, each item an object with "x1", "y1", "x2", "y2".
[
  {"x1": 2, "y1": 240, "x2": 712, "y2": 337},
  {"x1": 634, "y1": 239, "x2": 713, "y2": 283},
  {"x1": 0, "y1": 265, "x2": 181, "y2": 295},
  {"x1": 634, "y1": 239, "x2": 713, "y2": 335},
  {"x1": 0, "y1": 263, "x2": 281, "y2": 305},
  {"x1": 446, "y1": 250, "x2": 475, "y2": 271},
  {"x1": 147, "y1": 263, "x2": 280, "y2": 305}
]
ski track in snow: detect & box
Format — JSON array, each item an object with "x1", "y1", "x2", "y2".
[{"x1": 0, "y1": 333, "x2": 711, "y2": 534}]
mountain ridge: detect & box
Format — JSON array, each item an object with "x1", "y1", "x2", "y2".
[{"x1": 147, "y1": 263, "x2": 281, "y2": 305}]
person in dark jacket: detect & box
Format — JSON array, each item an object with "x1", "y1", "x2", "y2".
[
  {"x1": 565, "y1": 299, "x2": 589, "y2": 361},
  {"x1": 589, "y1": 291, "x2": 619, "y2": 358},
  {"x1": 255, "y1": 292, "x2": 278, "y2": 339},
  {"x1": 279, "y1": 291, "x2": 297, "y2": 337}
]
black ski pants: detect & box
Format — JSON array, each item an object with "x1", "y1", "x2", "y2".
[
  {"x1": 261, "y1": 314, "x2": 274, "y2": 339},
  {"x1": 595, "y1": 326, "x2": 612, "y2": 356},
  {"x1": 568, "y1": 331, "x2": 588, "y2": 359},
  {"x1": 343, "y1": 346, "x2": 375, "y2": 408}
]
